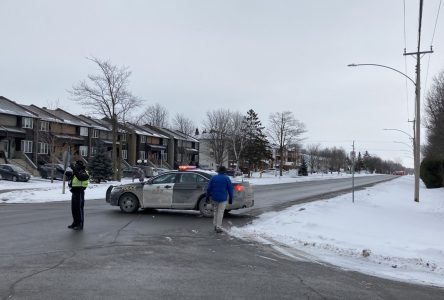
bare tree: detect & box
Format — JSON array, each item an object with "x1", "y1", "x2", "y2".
[
  {"x1": 424, "y1": 71, "x2": 444, "y2": 159},
  {"x1": 172, "y1": 113, "x2": 195, "y2": 135},
  {"x1": 228, "y1": 111, "x2": 248, "y2": 171},
  {"x1": 306, "y1": 143, "x2": 320, "y2": 173},
  {"x1": 137, "y1": 103, "x2": 169, "y2": 127},
  {"x1": 267, "y1": 111, "x2": 306, "y2": 176},
  {"x1": 46, "y1": 99, "x2": 66, "y2": 110},
  {"x1": 70, "y1": 57, "x2": 141, "y2": 181},
  {"x1": 204, "y1": 109, "x2": 231, "y2": 167}
]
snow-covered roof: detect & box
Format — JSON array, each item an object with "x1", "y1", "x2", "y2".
[
  {"x1": 124, "y1": 122, "x2": 158, "y2": 137},
  {"x1": 42, "y1": 108, "x2": 91, "y2": 127},
  {"x1": 0, "y1": 125, "x2": 26, "y2": 134},
  {"x1": 77, "y1": 115, "x2": 111, "y2": 131},
  {"x1": 0, "y1": 96, "x2": 37, "y2": 118},
  {"x1": 21, "y1": 105, "x2": 64, "y2": 123},
  {"x1": 157, "y1": 127, "x2": 199, "y2": 143}
]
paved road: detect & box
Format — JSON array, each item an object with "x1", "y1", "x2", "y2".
[
  {"x1": 0, "y1": 175, "x2": 442, "y2": 299},
  {"x1": 239, "y1": 174, "x2": 397, "y2": 215}
]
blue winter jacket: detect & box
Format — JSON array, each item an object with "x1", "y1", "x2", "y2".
[{"x1": 206, "y1": 173, "x2": 234, "y2": 202}]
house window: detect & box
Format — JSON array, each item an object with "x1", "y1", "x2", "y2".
[
  {"x1": 79, "y1": 146, "x2": 88, "y2": 157},
  {"x1": 38, "y1": 142, "x2": 49, "y2": 154},
  {"x1": 39, "y1": 121, "x2": 49, "y2": 132},
  {"x1": 139, "y1": 151, "x2": 146, "y2": 160},
  {"x1": 21, "y1": 140, "x2": 33, "y2": 153},
  {"x1": 121, "y1": 149, "x2": 128, "y2": 160},
  {"x1": 140, "y1": 136, "x2": 146, "y2": 143},
  {"x1": 80, "y1": 127, "x2": 89, "y2": 136},
  {"x1": 22, "y1": 118, "x2": 33, "y2": 129},
  {"x1": 91, "y1": 147, "x2": 97, "y2": 156},
  {"x1": 92, "y1": 129, "x2": 99, "y2": 138},
  {"x1": 121, "y1": 133, "x2": 127, "y2": 142}
]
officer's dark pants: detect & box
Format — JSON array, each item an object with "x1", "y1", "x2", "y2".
[{"x1": 71, "y1": 189, "x2": 85, "y2": 227}]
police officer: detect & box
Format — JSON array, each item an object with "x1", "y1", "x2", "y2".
[{"x1": 67, "y1": 160, "x2": 89, "y2": 230}]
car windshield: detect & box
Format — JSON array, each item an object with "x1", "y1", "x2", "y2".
[{"x1": 10, "y1": 165, "x2": 26, "y2": 172}]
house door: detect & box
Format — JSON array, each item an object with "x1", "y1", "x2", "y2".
[{"x1": 0, "y1": 140, "x2": 9, "y2": 158}]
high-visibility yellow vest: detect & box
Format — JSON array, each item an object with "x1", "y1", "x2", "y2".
[{"x1": 72, "y1": 171, "x2": 89, "y2": 188}]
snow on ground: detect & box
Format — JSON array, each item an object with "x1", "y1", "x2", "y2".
[
  {"x1": 0, "y1": 178, "x2": 136, "y2": 203},
  {"x1": 0, "y1": 172, "x2": 373, "y2": 203},
  {"x1": 230, "y1": 175, "x2": 444, "y2": 287},
  {"x1": 244, "y1": 171, "x2": 377, "y2": 185}
]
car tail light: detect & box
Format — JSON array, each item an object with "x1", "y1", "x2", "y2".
[{"x1": 234, "y1": 184, "x2": 244, "y2": 192}]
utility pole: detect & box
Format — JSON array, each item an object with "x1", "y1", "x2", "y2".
[
  {"x1": 403, "y1": 0, "x2": 433, "y2": 203},
  {"x1": 351, "y1": 141, "x2": 355, "y2": 203},
  {"x1": 408, "y1": 119, "x2": 416, "y2": 176}
]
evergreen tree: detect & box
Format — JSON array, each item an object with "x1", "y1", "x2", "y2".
[
  {"x1": 88, "y1": 145, "x2": 113, "y2": 183},
  {"x1": 241, "y1": 109, "x2": 271, "y2": 171},
  {"x1": 299, "y1": 155, "x2": 308, "y2": 176},
  {"x1": 356, "y1": 152, "x2": 364, "y2": 173},
  {"x1": 363, "y1": 151, "x2": 371, "y2": 172}
]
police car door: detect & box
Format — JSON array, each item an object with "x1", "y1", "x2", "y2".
[
  {"x1": 172, "y1": 172, "x2": 207, "y2": 209},
  {"x1": 143, "y1": 173, "x2": 177, "y2": 208}
]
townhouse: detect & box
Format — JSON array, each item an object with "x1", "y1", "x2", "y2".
[
  {"x1": 0, "y1": 96, "x2": 202, "y2": 174},
  {"x1": 144, "y1": 125, "x2": 199, "y2": 169}
]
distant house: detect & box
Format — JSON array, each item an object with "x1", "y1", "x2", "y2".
[
  {"x1": 144, "y1": 125, "x2": 199, "y2": 169},
  {"x1": 123, "y1": 122, "x2": 169, "y2": 167},
  {"x1": 195, "y1": 131, "x2": 228, "y2": 170},
  {"x1": 76, "y1": 115, "x2": 113, "y2": 159},
  {"x1": 40, "y1": 108, "x2": 91, "y2": 161},
  {"x1": 20, "y1": 104, "x2": 65, "y2": 165},
  {"x1": 0, "y1": 96, "x2": 39, "y2": 172},
  {"x1": 0, "y1": 96, "x2": 202, "y2": 174}
]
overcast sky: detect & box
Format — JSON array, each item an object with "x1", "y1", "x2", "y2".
[{"x1": 1, "y1": 0, "x2": 443, "y2": 168}]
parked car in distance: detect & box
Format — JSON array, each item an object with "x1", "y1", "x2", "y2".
[
  {"x1": 38, "y1": 163, "x2": 72, "y2": 180},
  {"x1": 0, "y1": 164, "x2": 31, "y2": 182},
  {"x1": 122, "y1": 166, "x2": 144, "y2": 178},
  {"x1": 152, "y1": 167, "x2": 170, "y2": 176},
  {"x1": 225, "y1": 169, "x2": 243, "y2": 177},
  {"x1": 106, "y1": 170, "x2": 254, "y2": 217}
]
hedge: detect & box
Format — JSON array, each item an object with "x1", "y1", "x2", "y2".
[{"x1": 420, "y1": 159, "x2": 444, "y2": 188}]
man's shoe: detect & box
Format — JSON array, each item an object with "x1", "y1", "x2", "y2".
[
  {"x1": 72, "y1": 226, "x2": 83, "y2": 231},
  {"x1": 215, "y1": 227, "x2": 223, "y2": 233},
  {"x1": 67, "y1": 224, "x2": 75, "y2": 229}
]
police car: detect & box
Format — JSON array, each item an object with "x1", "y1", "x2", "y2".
[{"x1": 105, "y1": 169, "x2": 254, "y2": 217}]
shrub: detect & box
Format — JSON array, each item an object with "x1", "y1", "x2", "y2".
[
  {"x1": 420, "y1": 159, "x2": 444, "y2": 188},
  {"x1": 88, "y1": 146, "x2": 113, "y2": 183}
]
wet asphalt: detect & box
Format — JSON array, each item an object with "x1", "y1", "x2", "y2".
[{"x1": 0, "y1": 175, "x2": 443, "y2": 300}]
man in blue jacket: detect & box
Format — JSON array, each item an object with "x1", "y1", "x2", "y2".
[{"x1": 206, "y1": 166, "x2": 234, "y2": 233}]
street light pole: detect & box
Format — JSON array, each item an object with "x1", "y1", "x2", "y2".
[
  {"x1": 383, "y1": 128, "x2": 415, "y2": 173},
  {"x1": 348, "y1": 63, "x2": 419, "y2": 202}
]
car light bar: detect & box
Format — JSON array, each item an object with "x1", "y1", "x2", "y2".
[{"x1": 178, "y1": 165, "x2": 197, "y2": 171}]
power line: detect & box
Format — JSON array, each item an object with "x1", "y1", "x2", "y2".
[
  {"x1": 424, "y1": 0, "x2": 442, "y2": 94},
  {"x1": 430, "y1": 0, "x2": 443, "y2": 44}
]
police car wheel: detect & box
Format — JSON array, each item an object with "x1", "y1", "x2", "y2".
[
  {"x1": 198, "y1": 197, "x2": 214, "y2": 218},
  {"x1": 119, "y1": 193, "x2": 139, "y2": 213}
]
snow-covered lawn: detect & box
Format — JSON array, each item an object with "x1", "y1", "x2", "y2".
[
  {"x1": 230, "y1": 176, "x2": 444, "y2": 287},
  {"x1": 0, "y1": 178, "x2": 135, "y2": 203}
]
